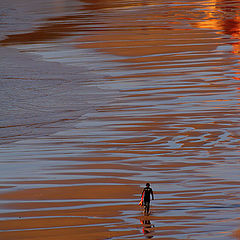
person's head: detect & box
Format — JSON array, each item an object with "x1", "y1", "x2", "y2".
[{"x1": 146, "y1": 183, "x2": 150, "y2": 187}]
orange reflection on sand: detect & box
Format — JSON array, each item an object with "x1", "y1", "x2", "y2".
[
  {"x1": 75, "y1": 2, "x2": 223, "y2": 59},
  {"x1": 194, "y1": 0, "x2": 240, "y2": 55},
  {"x1": 77, "y1": 0, "x2": 148, "y2": 11},
  {"x1": 194, "y1": 3, "x2": 240, "y2": 238},
  {"x1": 233, "y1": 228, "x2": 240, "y2": 240}
]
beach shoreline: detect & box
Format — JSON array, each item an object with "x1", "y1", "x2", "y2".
[
  {"x1": 0, "y1": 0, "x2": 118, "y2": 145},
  {"x1": 1, "y1": 0, "x2": 240, "y2": 239}
]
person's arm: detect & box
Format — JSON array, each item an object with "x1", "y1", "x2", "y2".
[{"x1": 151, "y1": 189, "x2": 154, "y2": 200}]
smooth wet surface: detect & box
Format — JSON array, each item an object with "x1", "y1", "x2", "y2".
[{"x1": 1, "y1": 0, "x2": 240, "y2": 239}]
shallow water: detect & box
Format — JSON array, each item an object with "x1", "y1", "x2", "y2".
[{"x1": 1, "y1": 0, "x2": 240, "y2": 239}]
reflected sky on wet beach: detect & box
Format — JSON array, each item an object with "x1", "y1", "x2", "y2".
[{"x1": 1, "y1": 0, "x2": 240, "y2": 239}]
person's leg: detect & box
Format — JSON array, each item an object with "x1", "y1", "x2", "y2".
[
  {"x1": 146, "y1": 202, "x2": 150, "y2": 214},
  {"x1": 144, "y1": 202, "x2": 147, "y2": 214},
  {"x1": 144, "y1": 201, "x2": 150, "y2": 214}
]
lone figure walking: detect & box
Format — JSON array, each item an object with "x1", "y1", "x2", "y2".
[{"x1": 140, "y1": 183, "x2": 154, "y2": 215}]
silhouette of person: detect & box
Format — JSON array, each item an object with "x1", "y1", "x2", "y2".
[{"x1": 141, "y1": 183, "x2": 154, "y2": 215}]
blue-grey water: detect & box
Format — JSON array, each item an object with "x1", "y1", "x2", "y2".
[{"x1": 1, "y1": 0, "x2": 240, "y2": 239}]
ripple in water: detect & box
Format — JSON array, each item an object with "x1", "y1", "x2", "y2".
[{"x1": 1, "y1": 0, "x2": 240, "y2": 239}]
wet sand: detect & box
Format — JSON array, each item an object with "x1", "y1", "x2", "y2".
[{"x1": 1, "y1": 0, "x2": 240, "y2": 239}]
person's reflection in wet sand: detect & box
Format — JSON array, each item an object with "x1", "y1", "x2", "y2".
[{"x1": 140, "y1": 217, "x2": 155, "y2": 239}]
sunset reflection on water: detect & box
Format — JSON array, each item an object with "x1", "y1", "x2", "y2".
[
  {"x1": 193, "y1": 0, "x2": 240, "y2": 97},
  {"x1": 1, "y1": 0, "x2": 240, "y2": 239},
  {"x1": 194, "y1": 0, "x2": 240, "y2": 54}
]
